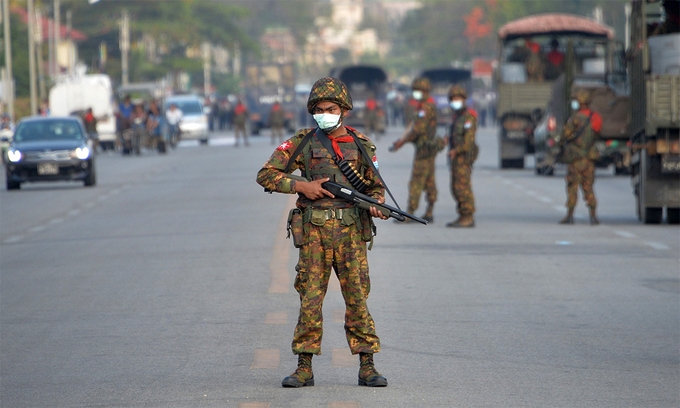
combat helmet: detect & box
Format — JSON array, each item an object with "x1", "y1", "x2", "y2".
[
  {"x1": 448, "y1": 84, "x2": 467, "y2": 100},
  {"x1": 574, "y1": 88, "x2": 592, "y2": 104},
  {"x1": 307, "y1": 77, "x2": 353, "y2": 114},
  {"x1": 411, "y1": 77, "x2": 431, "y2": 92}
]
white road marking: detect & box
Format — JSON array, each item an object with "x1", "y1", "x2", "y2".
[
  {"x1": 526, "y1": 190, "x2": 537, "y2": 196},
  {"x1": 28, "y1": 226, "x2": 46, "y2": 233},
  {"x1": 49, "y1": 218, "x2": 64, "y2": 225},
  {"x1": 502, "y1": 180, "x2": 512, "y2": 185},
  {"x1": 615, "y1": 230, "x2": 637, "y2": 239},
  {"x1": 554, "y1": 205, "x2": 564, "y2": 212},
  {"x1": 3, "y1": 235, "x2": 24, "y2": 244},
  {"x1": 538, "y1": 196, "x2": 552, "y2": 203},
  {"x1": 68, "y1": 209, "x2": 81, "y2": 217},
  {"x1": 646, "y1": 242, "x2": 669, "y2": 250}
]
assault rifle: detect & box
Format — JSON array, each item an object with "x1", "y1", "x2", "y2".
[
  {"x1": 280, "y1": 174, "x2": 427, "y2": 225},
  {"x1": 546, "y1": 112, "x2": 594, "y2": 174}
]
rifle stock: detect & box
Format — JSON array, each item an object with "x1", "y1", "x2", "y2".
[{"x1": 280, "y1": 173, "x2": 427, "y2": 224}]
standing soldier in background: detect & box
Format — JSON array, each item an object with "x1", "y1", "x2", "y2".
[
  {"x1": 269, "y1": 101, "x2": 285, "y2": 145},
  {"x1": 558, "y1": 89, "x2": 602, "y2": 225},
  {"x1": 390, "y1": 77, "x2": 443, "y2": 223},
  {"x1": 364, "y1": 92, "x2": 379, "y2": 139},
  {"x1": 446, "y1": 85, "x2": 478, "y2": 228},
  {"x1": 257, "y1": 77, "x2": 388, "y2": 388},
  {"x1": 233, "y1": 99, "x2": 249, "y2": 147}
]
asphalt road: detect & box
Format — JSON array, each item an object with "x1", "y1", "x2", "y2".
[{"x1": 1, "y1": 125, "x2": 678, "y2": 408}]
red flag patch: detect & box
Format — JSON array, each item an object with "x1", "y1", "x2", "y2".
[{"x1": 276, "y1": 140, "x2": 293, "y2": 151}]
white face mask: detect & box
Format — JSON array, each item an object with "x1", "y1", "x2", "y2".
[
  {"x1": 450, "y1": 100, "x2": 464, "y2": 110},
  {"x1": 412, "y1": 90, "x2": 423, "y2": 101},
  {"x1": 571, "y1": 100, "x2": 580, "y2": 111},
  {"x1": 313, "y1": 113, "x2": 342, "y2": 133}
]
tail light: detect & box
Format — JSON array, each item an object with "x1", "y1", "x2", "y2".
[{"x1": 547, "y1": 116, "x2": 557, "y2": 132}]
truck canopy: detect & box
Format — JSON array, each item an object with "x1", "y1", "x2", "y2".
[
  {"x1": 498, "y1": 13, "x2": 614, "y2": 41},
  {"x1": 419, "y1": 68, "x2": 471, "y2": 85},
  {"x1": 330, "y1": 65, "x2": 387, "y2": 89}
]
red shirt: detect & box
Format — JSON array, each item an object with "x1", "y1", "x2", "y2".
[
  {"x1": 234, "y1": 103, "x2": 247, "y2": 115},
  {"x1": 366, "y1": 98, "x2": 377, "y2": 111},
  {"x1": 580, "y1": 108, "x2": 602, "y2": 133},
  {"x1": 547, "y1": 50, "x2": 564, "y2": 66}
]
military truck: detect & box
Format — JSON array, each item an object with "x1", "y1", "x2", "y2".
[
  {"x1": 419, "y1": 68, "x2": 472, "y2": 126},
  {"x1": 243, "y1": 62, "x2": 297, "y2": 135},
  {"x1": 329, "y1": 65, "x2": 388, "y2": 132},
  {"x1": 627, "y1": 0, "x2": 680, "y2": 224},
  {"x1": 533, "y1": 39, "x2": 631, "y2": 175},
  {"x1": 496, "y1": 13, "x2": 615, "y2": 169}
]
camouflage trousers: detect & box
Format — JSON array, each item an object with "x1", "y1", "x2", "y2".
[
  {"x1": 234, "y1": 123, "x2": 248, "y2": 143},
  {"x1": 451, "y1": 156, "x2": 475, "y2": 216},
  {"x1": 565, "y1": 158, "x2": 597, "y2": 209},
  {"x1": 408, "y1": 157, "x2": 437, "y2": 212},
  {"x1": 292, "y1": 217, "x2": 380, "y2": 356}
]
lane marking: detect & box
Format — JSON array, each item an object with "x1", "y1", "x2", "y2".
[
  {"x1": 647, "y1": 242, "x2": 669, "y2": 250},
  {"x1": 329, "y1": 403, "x2": 360, "y2": 408},
  {"x1": 526, "y1": 190, "x2": 537, "y2": 196},
  {"x1": 331, "y1": 348, "x2": 357, "y2": 367},
  {"x1": 615, "y1": 230, "x2": 637, "y2": 239},
  {"x1": 238, "y1": 403, "x2": 270, "y2": 408},
  {"x1": 68, "y1": 209, "x2": 81, "y2": 217},
  {"x1": 3, "y1": 235, "x2": 24, "y2": 244},
  {"x1": 264, "y1": 312, "x2": 287, "y2": 325},
  {"x1": 49, "y1": 218, "x2": 64, "y2": 225},
  {"x1": 502, "y1": 180, "x2": 512, "y2": 185},
  {"x1": 268, "y1": 195, "x2": 296, "y2": 294},
  {"x1": 28, "y1": 226, "x2": 46, "y2": 233},
  {"x1": 554, "y1": 205, "x2": 564, "y2": 213},
  {"x1": 538, "y1": 196, "x2": 552, "y2": 203},
  {"x1": 250, "y1": 349, "x2": 280, "y2": 369}
]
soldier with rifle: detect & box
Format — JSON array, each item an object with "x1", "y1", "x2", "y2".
[
  {"x1": 556, "y1": 89, "x2": 602, "y2": 225},
  {"x1": 258, "y1": 77, "x2": 420, "y2": 389}
]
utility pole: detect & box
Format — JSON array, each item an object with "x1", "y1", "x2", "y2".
[
  {"x1": 202, "y1": 42, "x2": 211, "y2": 96},
  {"x1": 36, "y1": 7, "x2": 46, "y2": 100},
  {"x1": 2, "y1": 0, "x2": 13, "y2": 119},
  {"x1": 53, "y1": 0, "x2": 60, "y2": 77},
  {"x1": 28, "y1": 0, "x2": 38, "y2": 115},
  {"x1": 119, "y1": 10, "x2": 129, "y2": 86}
]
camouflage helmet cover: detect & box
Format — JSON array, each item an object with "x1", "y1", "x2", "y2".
[
  {"x1": 448, "y1": 84, "x2": 467, "y2": 100},
  {"x1": 574, "y1": 88, "x2": 592, "y2": 104},
  {"x1": 411, "y1": 77, "x2": 431, "y2": 92},
  {"x1": 307, "y1": 77, "x2": 353, "y2": 114}
]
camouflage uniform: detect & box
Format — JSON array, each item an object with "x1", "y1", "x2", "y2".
[
  {"x1": 257, "y1": 77, "x2": 387, "y2": 388},
  {"x1": 448, "y1": 86, "x2": 477, "y2": 223},
  {"x1": 402, "y1": 78, "x2": 442, "y2": 219},
  {"x1": 559, "y1": 89, "x2": 602, "y2": 225},
  {"x1": 233, "y1": 102, "x2": 248, "y2": 146}
]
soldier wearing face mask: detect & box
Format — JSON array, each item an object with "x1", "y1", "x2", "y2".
[
  {"x1": 446, "y1": 85, "x2": 479, "y2": 228},
  {"x1": 390, "y1": 77, "x2": 443, "y2": 222},
  {"x1": 257, "y1": 77, "x2": 389, "y2": 389}
]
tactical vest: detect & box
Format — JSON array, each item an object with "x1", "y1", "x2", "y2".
[{"x1": 564, "y1": 111, "x2": 598, "y2": 163}]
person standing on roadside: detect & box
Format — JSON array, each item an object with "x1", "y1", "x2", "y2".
[{"x1": 233, "y1": 99, "x2": 249, "y2": 147}]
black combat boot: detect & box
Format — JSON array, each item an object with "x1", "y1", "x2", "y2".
[
  {"x1": 559, "y1": 207, "x2": 574, "y2": 224},
  {"x1": 589, "y1": 206, "x2": 600, "y2": 225},
  {"x1": 447, "y1": 214, "x2": 475, "y2": 228},
  {"x1": 358, "y1": 353, "x2": 387, "y2": 387},
  {"x1": 282, "y1": 353, "x2": 314, "y2": 388},
  {"x1": 422, "y1": 202, "x2": 434, "y2": 223}
]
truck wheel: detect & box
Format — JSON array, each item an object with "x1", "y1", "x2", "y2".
[
  {"x1": 643, "y1": 207, "x2": 663, "y2": 224},
  {"x1": 614, "y1": 165, "x2": 630, "y2": 176},
  {"x1": 501, "y1": 158, "x2": 524, "y2": 169},
  {"x1": 84, "y1": 169, "x2": 96, "y2": 187},
  {"x1": 667, "y1": 208, "x2": 680, "y2": 224}
]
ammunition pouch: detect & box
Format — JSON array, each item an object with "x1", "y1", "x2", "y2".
[
  {"x1": 287, "y1": 208, "x2": 305, "y2": 248},
  {"x1": 290, "y1": 206, "x2": 376, "y2": 247}
]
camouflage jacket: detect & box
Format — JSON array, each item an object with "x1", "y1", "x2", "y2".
[
  {"x1": 404, "y1": 100, "x2": 440, "y2": 160},
  {"x1": 560, "y1": 110, "x2": 601, "y2": 163},
  {"x1": 256, "y1": 128, "x2": 385, "y2": 209},
  {"x1": 450, "y1": 109, "x2": 477, "y2": 153}
]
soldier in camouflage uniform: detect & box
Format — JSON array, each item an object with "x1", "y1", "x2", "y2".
[
  {"x1": 446, "y1": 85, "x2": 478, "y2": 228},
  {"x1": 257, "y1": 77, "x2": 389, "y2": 388},
  {"x1": 390, "y1": 77, "x2": 443, "y2": 222},
  {"x1": 558, "y1": 89, "x2": 603, "y2": 225}
]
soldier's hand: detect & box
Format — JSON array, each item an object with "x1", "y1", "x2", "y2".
[
  {"x1": 369, "y1": 206, "x2": 389, "y2": 220},
  {"x1": 448, "y1": 148, "x2": 457, "y2": 159},
  {"x1": 294, "y1": 178, "x2": 334, "y2": 200}
]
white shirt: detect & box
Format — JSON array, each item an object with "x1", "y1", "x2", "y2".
[{"x1": 166, "y1": 108, "x2": 183, "y2": 125}]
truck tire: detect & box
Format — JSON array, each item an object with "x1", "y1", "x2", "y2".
[
  {"x1": 667, "y1": 208, "x2": 680, "y2": 224},
  {"x1": 84, "y1": 168, "x2": 96, "y2": 187},
  {"x1": 643, "y1": 207, "x2": 663, "y2": 224},
  {"x1": 501, "y1": 158, "x2": 524, "y2": 169},
  {"x1": 6, "y1": 177, "x2": 20, "y2": 190}
]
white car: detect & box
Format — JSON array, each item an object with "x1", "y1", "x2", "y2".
[{"x1": 164, "y1": 95, "x2": 209, "y2": 144}]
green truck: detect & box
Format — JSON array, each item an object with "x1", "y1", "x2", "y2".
[
  {"x1": 628, "y1": 0, "x2": 680, "y2": 224},
  {"x1": 495, "y1": 13, "x2": 615, "y2": 169}
]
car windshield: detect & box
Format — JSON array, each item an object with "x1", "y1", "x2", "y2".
[
  {"x1": 14, "y1": 119, "x2": 85, "y2": 142},
  {"x1": 166, "y1": 100, "x2": 202, "y2": 115}
]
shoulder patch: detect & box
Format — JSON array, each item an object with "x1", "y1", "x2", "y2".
[
  {"x1": 464, "y1": 121, "x2": 472, "y2": 129},
  {"x1": 276, "y1": 140, "x2": 293, "y2": 151},
  {"x1": 372, "y1": 155, "x2": 379, "y2": 169}
]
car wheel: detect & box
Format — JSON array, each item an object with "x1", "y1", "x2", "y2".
[
  {"x1": 199, "y1": 138, "x2": 208, "y2": 145},
  {"x1": 6, "y1": 177, "x2": 20, "y2": 190},
  {"x1": 643, "y1": 207, "x2": 663, "y2": 224},
  {"x1": 84, "y1": 169, "x2": 96, "y2": 187}
]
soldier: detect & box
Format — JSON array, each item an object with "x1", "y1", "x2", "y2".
[
  {"x1": 233, "y1": 99, "x2": 249, "y2": 147},
  {"x1": 269, "y1": 101, "x2": 285, "y2": 145},
  {"x1": 390, "y1": 77, "x2": 443, "y2": 223},
  {"x1": 558, "y1": 89, "x2": 603, "y2": 225},
  {"x1": 364, "y1": 92, "x2": 379, "y2": 138},
  {"x1": 446, "y1": 85, "x2": 478, "y2": 228},
  {"x1": 256, "y1": 77, "x2": 389, "y2": 388}
]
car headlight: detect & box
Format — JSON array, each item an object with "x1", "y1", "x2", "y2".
[
  {"x1": 7, "y1": 149, "x2": 22, "y2": 162},
  {"x1": 72, "y1": 146, "x2": 90, "y2": 160}
]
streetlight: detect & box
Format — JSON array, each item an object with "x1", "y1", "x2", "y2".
[{"x1": 3, "y1": 0, "x2": 14, "y2": 119}]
